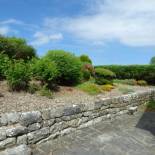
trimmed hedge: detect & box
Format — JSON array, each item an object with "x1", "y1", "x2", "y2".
[{"x1": 96, "y1": 65, "x2": 155, "y2": 85}]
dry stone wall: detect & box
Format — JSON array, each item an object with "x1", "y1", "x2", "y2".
[{"x1": 0, "y1": 89, "x2": 155, "y2": 151}]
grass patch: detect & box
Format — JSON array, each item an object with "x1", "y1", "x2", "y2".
[
  {"x1": 113, "y1": 79, "x2": 137, "y2": 86},
  {"x1": 77, "y1": 82, "x2": 101, "y2": 95},
  {"x1": 118, "y1": 86, "x2": 134, "y2": 94}
]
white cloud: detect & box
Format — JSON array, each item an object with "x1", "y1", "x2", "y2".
[
  {"x1": 43, "y1": 0, "x2": 155, "y2": 47},
  {"x1": 0, "y1": 18, "x2": 39, "y2": 31},
  {"x1": 0, "y1": 26, "x2": 10, "y2": 35},
  {"x1": 31, "y1": 32, "x2": 63, "y2": 46},
  {"x1": 0, "y1": 19, "x2": 21, "y2": 25}
]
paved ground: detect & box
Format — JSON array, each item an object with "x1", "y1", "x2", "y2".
[{"x1": 32, "y1": 111, "x2": 155, "y2": 155}]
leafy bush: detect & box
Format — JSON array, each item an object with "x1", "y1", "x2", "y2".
[
  {"x1": 97, "y1": 65, "x2": 155, "y2": 85},
  {"x1": 137, "y1": 80, "x2": 147, "y2": 86},
  {"x1": 101, "y1": 84, "x2": 114, "y2": 92},
  {"x1": 77, "y1": 82, "x2": 101, "y2": 95},
  {"x1": 0, "y1": 36, "x2": 36, "y2": 60},
  {"x1": 95, "y1": 68, "x2": 116, "y2": 78},
  {"x1": 31, "y1": 58, "x2": 58, "y2": 87},
  {"x1": 113, "y1": 79, "x2": 137, "y2": 85},
  {"x1": 45, "y1": 50, "x2": 82, "y2": 85},
  {"x1": 0, "y1": 53, "x2": 10, "y2": 79},
  {"x1": 5, "y1": 60, "x2": 30, "y2": 91},
  {"x1": 82, "y1": 69, "x2": 91, "y2": 81},
  {"x1": 95, "y1": 68, "x2": 115, "y2": 85},
  {"x1": 80, "y1": 54, "x2": 92, "y2": 64}
]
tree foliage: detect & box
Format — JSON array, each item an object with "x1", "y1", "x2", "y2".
[
  {"x1": 150, "y1": 56, "x2": 155, "y2": 65},
  {"x1": 80, "y1": 54, "x2": 92, "y2": 64},
  {"x1": 0, "y1": 35, "x2": 36, "y2": 60}
]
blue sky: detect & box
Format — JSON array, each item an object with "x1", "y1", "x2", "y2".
[{"x1": 0, "y1": 0, "x2": 155, "y2": 65}]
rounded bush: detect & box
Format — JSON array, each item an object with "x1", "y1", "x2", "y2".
[
  {"x1": 31, "y1": 58, "x2": 58, "y2": 87},
  {"x1": 95, "y1": 68, "x2": 116, "y2": 79},
  {"x1": 45, "y1": 50, "x2": 82, "y2": 85},
  {"x1": 95, "y1": 68, "x2": 115, "y2": 85},
  {"x1": 5, "y1": 60, "x2": 30, "y2": 91}
]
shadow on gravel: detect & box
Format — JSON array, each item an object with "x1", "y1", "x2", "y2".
[{"x1": 136, "y1": 112, "x2": 155, "y2": 136}]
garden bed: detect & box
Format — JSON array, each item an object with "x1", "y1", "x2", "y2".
[{"x1": 0, "y1": 80, "x2": 154, "y2": 114}]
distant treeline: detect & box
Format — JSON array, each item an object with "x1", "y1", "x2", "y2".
[{"x1": 95, "y1": 65, "x2": 155, "y2": 85}]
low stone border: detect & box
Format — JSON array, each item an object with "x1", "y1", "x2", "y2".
[{"x1": 0, "y1": 89, "x2": 155, "y2": 152}]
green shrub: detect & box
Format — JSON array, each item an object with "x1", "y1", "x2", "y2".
[
  {"x1": 79, "y1": 54, "x2": 92, "y2": 64},
  {"x1": 5, "y1": 60, "x2": 30, "y2": 91},
  {"x1": 95, "y1": 68, "x2": 115, "y2": 85},
  {"x1": 0, "y1": 36, "x2": 36, "y2": 60},
  {"x1": 0, "y1": 53, "x2": 11, "y2": 79},
  {"x1": 77, "y1": 82, "x2": 101, "y2": 95},
  {"x1": 45, "y1": 50, "x2": 82, "y2": 85},
  {"x1": 31, "y1": 58, "x2": 58, "y2": 87},
  {"x1": 113, "y1": 79, "x2": 137, "y2": 85},
  {"x1": 137, "y1": 80, "x2": 148, "y2": 86},
  {"x1": 95, "y1": 68, "x2": 116, "y2": 78},
  {"x1": 82, "y1": 69, "x2": 91, "y2": 81},
  {"x1": 97, "y1": 65, "x2": 155, "y2": 85}
]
